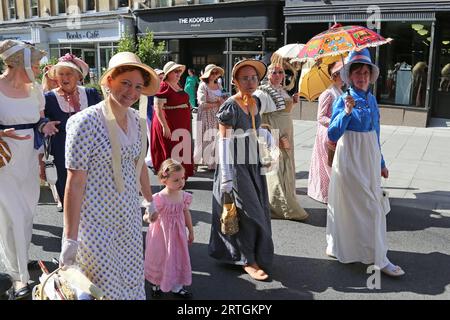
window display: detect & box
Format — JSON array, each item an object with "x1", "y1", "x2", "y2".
[{"x1": 378, "y1": 21, "x2": 431, "y2": 107}]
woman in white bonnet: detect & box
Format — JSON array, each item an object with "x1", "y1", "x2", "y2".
[{"x1": 0, "y1": 40, "x2": 59, "y2": 299}]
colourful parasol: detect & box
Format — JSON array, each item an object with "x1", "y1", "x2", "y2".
[{"x1": 298, "y1": 23, "x2": 392, "y2": 60}]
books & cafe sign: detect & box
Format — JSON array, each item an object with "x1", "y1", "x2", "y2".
[
  {"x1": 178, "y1": 16, "x2": 214, "y2": 28},
  {"x1": 66, "y1": 30, "x2": 100, "y2": 40}
]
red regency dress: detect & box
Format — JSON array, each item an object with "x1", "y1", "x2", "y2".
[{"x1": 151, "y1": 81, "x2": 194, "y2": 178}]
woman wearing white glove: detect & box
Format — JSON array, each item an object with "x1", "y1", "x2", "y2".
[
  {"x1": 208, "y1": 59, "x2": 274, "y2": 281},
  {"x1": 60, "y1": 52, "x2": 160, "y2": 299}
]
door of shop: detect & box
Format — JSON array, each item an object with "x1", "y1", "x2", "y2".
[
  {"x1": 82, "y1": 49, "x2": 97, "y2": 84},
  {"x1": 433, "y1": 20, "x2": 450, "y2": 119}
]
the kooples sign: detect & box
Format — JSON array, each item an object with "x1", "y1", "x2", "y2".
[
  {"x1": 66, "y1": 30, "x2": 100, "y2": 40},
  {"x1": 178, "y1": 16, "x2": 214, "y2": 27}
]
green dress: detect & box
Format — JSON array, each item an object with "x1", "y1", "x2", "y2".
[{"x1": 184, "y1": 75, "x2": 200, "y2": 108}]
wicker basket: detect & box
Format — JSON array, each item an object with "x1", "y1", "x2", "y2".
[{"x1": 32, "y1": 266, "x2": 104, "y2": 300}]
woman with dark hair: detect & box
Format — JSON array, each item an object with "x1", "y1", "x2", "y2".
[
  {"x1": 184, "y1": 68, "x2": 199, "y2": 110},
  {"x1": 327, "y1": 49, "x2": 404, "y2": 277},
  {"x1": 59, "y1": 52, "x2": 159, "y2": 299}
]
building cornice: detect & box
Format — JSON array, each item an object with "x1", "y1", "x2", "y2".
[
  {"x1": 284, "y1": 1, "x2": 450, "y2": 15},
  {"x1": 134, "y1": 0, "x2": 282, "y2": 14},
  {"x1": 0, "y1": 11, "x2": 132, "y2": 28}
]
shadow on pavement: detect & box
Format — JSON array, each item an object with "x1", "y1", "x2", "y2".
[{"x1": 272, "y1": 250, "x2": 450, "y2": 296}]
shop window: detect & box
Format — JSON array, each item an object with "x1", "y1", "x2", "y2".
[
  {"x1": 49, "y1": 45, "x2": 60, "y2": 59},
  {"x1": 377, "y1": 21, "x2": 432, "y2": 108},
  {"x1": 199, "y1": 0, "x2": 217, "y2": 3},
  {"x1": 7, "y1": 0, "x2": 17, "y2": 20},
  {"x1": 286, "y1": 23, "x2": 329, "y2": 45},
  {"x1": 231, "y1": 38, "x2": 262, "y2": 52},
  {"x1": 56, "y1": 0, "x2": 66, "y2": 14},
  {"x1": 30, "y1": 0, "x2": 39, "y2": 17},
  {"x1": 193, "y1": 56, "x2": 206, "y2": 66},
  {"x1": 85, "y1": 0, "x2": 96, "y2": 11}
]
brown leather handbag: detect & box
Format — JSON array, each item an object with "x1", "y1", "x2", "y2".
[
  {"x1": 0, "y1": 138, "x2": 12, "y2": 168},
  {"x1": 220, "y1": 192, "x2": 239, "y2": 236}
]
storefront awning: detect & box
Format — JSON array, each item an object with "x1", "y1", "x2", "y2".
[{"x1": 284, "y1": 11, "x2": 436, "y2": 24}]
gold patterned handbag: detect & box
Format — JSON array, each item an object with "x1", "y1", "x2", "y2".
[
  {"x1": 220, "y1": 192, "x2": 239, "y2": 236},
  {"x1": 0, "y1": 138, "x2": 12, "y2": 168}
]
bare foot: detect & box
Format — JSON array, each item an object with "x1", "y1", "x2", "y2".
[{"x1": 243, "y1": 263, "x2": 269, "y2": 281}]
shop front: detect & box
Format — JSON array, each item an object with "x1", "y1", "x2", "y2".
[
  {"x1": 0, "y1": 29, "x2": 32, "y2": 43},
  {"x1": 135, "y1": 1, "x2": 283, "y2": 92},
  {"x1": 46, "y1": 16, "x2": 134, "y2": 82},
  {"x1": 284, "y1": 0, "x2": 450, "y2": 126}
]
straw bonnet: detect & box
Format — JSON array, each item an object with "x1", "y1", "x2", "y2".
[
  {"x1": 48, "y1": 53, "x2": 89, "y2": 80},
  {"x1": 200, "y1": 64, "x2": 224, "y2": 80},
  {"x1": 0, "y1": 40, "x2": 46, "y2": 68},
  {"x1": 341, "y1": 48, "x2": 379, "y2": 85},
  {"x1": 231, "y1": 59, "x2": 267, "y2": 82},
  {"x1": 100, "y1": 52, "x2": 159, "y2": 96},
  {"x1": 154, "y1": 68, "x2": 164, "y2": 76},
  {"x1": 162, "y1": 61, "x2": 186, "y2": 80}
]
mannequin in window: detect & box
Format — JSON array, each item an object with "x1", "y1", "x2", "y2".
[
  {"x1": 411, "y1": 61, "x2": 427, "y2": 107},
  {"x1": 439, "y1": 63, "x2": 450, "y2": 92}
]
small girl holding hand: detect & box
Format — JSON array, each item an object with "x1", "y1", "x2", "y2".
[{"x1": 144, "y1": 159, "x2": 194, "y2": 298}]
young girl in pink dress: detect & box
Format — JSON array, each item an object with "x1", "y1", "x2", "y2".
[{"x1": 144, "y1": 159, "x2": 194, "y2": 298}]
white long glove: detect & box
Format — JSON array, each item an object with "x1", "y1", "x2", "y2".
[
  {"x1": 60, "y1": 238, "x2": 78, "y2": 267},
  {"x1": 218, "y1": 136, "x2": 233, "y2": 193}
]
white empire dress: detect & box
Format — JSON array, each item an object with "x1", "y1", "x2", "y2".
[{"x1": 0, "y1": 89, "x2": 43, "y2": 283}]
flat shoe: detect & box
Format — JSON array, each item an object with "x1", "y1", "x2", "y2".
[
  {"x1": 150, "y1": 285, "x2": 162, "y2": 298},
  {"x1": 172, "y1": 288, "x2": 192, "y2": 299},
  {"x1": 381, "y1": 264, "x2": 405, "y2": 277},
  {"x1": 11, "y1": 285, "x2": 31, "y2": 300}
]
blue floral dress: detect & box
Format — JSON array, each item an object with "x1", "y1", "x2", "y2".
[{"x1": 65, "y1": 101, "x2": 145, "y2": 300}]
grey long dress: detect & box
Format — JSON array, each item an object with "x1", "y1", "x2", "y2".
[{"x1": 208, "y1": 98, "x2": 274, "y2": 271}]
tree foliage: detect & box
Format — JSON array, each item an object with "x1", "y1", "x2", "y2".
[{"x1": 117, "y1": 30, "x2": 165, "y2": 69}]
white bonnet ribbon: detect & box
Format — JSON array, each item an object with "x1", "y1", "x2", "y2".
[
  {"x1": 135, "y1": 94, "x2": 148, "y2": 189},
  {"x1": 103, "y1": 99, "x2": 125, "y2": 193},
  {"x1": 102, "y1": 90, "x2": 148, "y2": 193},
  {"x1": 0, "y1": 43, "x2": 35, "y2": 83}
]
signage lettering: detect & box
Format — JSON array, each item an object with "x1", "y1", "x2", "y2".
[
  {"x1": 0, "y1": 35, "x2": 23, "y2": 41},
  {"x1": 178, "y1": 16, "x2": 214, "y2": 27},
  {"x1": 66, "y1": 30, "x2": 100, "y2": 40}
]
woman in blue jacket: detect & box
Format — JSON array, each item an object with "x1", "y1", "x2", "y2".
[
  {"x1": 326, "y1": 49, "x2": 404, "y2": 277},
  {"x1": 43, "y1": 54, "x2": 102, "y2": 209}
]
